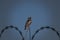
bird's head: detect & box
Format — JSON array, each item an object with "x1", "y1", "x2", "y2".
[{"x1": 28, "y1": 16, "x2": 31, "y2": 20}]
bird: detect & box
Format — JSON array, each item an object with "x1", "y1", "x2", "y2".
[{"x1": 24, "y1": 17, "x2": 32, "y2": 30}]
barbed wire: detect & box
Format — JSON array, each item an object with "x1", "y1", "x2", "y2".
[
  {"x1": 32, "y1": 26, "x2": 60, "y2": 40},
  {"x1": 0, "y1": 25, "x2": 24, "y2": 40},
  {"x1": 0, "y1": 26, "x2": 60, "y2": 40}
]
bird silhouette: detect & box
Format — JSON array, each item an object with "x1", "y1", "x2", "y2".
[{"x1": 24, "y1": 17, "x2": 32, "y2": 30}]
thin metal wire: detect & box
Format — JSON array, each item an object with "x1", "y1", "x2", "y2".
[
  {"x1": 29, "y1": 27, "x2": 31, "y2": 40},
  {"x1": 32, "y1": 26, "x2": 60, "y2": 40},
  {"x1": 0, "y1": 25, "x2": 24, "y2": 40},
  {"x1": 0, "y1": 26, "x2": 60, "y2": 40}
]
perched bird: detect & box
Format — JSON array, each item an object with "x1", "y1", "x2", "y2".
[{"x1": 24, "y1": 17, "x2": 32, "y2": 30}]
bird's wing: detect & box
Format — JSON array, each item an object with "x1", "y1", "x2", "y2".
[
  {"x1": 24, "y1": 20, "x2": 30, "y2": 30},
  {"x1": 25, "y1": 20, "x2": 29, "y2": 27}
]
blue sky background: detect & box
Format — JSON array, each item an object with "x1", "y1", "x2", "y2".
[{"x1": 0, "y1": 0, "x2": 60, "y2": 40}]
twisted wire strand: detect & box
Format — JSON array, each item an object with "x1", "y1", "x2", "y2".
[
  {"x1": 32, "y1": 26, "x2": 60, "y2": 40},
  {"x1": 0, "y1": 25, "x2": 24, "y2": 40}
]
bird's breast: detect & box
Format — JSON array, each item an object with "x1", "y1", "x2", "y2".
[{"x1": 28, "y1": 21, "x2": 32, "y2": 24}]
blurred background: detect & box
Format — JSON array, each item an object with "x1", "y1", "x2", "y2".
[{"x1": 0, "y1": 0, "x2": 60, "y2": 40}]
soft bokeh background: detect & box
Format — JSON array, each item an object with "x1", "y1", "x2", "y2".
[{"x1": 0, "y1": 0, "x2": 60, "y2": 40}]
